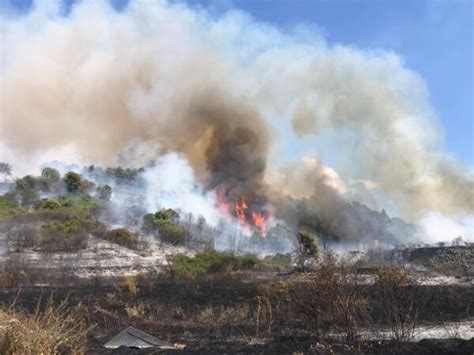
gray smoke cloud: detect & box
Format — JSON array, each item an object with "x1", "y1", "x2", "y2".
[{"x1": 0, "y1": 0, "x2": 472, "y2": 241}]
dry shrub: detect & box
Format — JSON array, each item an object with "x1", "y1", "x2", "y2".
[
  {"x1": 116, "y1": 275, "x2": 140, "y2": 297},
  {"x1": 0, "y1": 268, "x2": 27, "y2": 289},
  {"x1": 195, "y1": 304, "x2": 252, "y2": 337},
  {"x1": 374, "y1": 267, "x2": 426, "y2": 341},
  {"x1": 254, "y1": 296, "x2": 273, "y2": 338},
  {"x1": 290, "y1": 253, "x2": 368, "y2": 341},
  {"x1": 0, "y1": 298, "x2": 94, "y2": 354},
  {"x1": 124, "y1": 303, "x2": 147, "y2": 319}
]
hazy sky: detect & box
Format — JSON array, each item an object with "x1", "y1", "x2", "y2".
[{"x1": 2, "y1": 0, "x2": 473, "y2": 166}]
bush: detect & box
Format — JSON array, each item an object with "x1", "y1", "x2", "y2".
[
  {"x1": 0, "y1": 193, "x2": 26, "y2": 221},
  {"x1": 105, "y1": 166, "x2": 141, "y2": 182},
  {"x1": 97, "y1": 185, "x2": 112, "y2": 200},
  {"x1": 142, "y1": 210, "x2": 186, "y2": 245},
  {"x1": 172, "y1": 251, "x2": 268, "y2": 278},
  {"x1": 103, "y1": 228, "x2": 138, "y2": 249},
  {"x1": 296, "y1": 227, "x2": 319, "y2": 271},
  {"x1": 37, "y1": 196, "x2": 105, "y2": 219},
  {"x1": 157, "y1": 220, "x2": 186, "y2": 245},
  {"x1": 19, "y1": 188, "x2": 38, "y2": 207},
  {"x1": 0, "y1": 299, "x2": 93, "y2": 354},
  {"x1": 40, "y1": 199, "x2": 62, "y2": 210},
  {"x1": 290, "y1": 254, "x2": 367, "y2": 340},
  {"x1": 40, "y1": 220, "x2": 88, "y2": 252},
  {"x1": 0, "y1": 267, "x2": 27, "y2": 288},
  {"x1": 15, "y1": 175, "x2": 36, "y2": 191},
  {"x1": 431, "y1": 247, "x2": 474, "y2": 281},
  {"x1": 64, "y1": 172, "x2": 82, "y2": 193},
  {"x1": 79, "y1": 179, "x2": 95, "y2": 194},
  {"x1": 119, "y1": 275, "x2": 140, "y2": 296},
  {"x1": 41, "y1": 167, "x2": 61, "y2": 183},
  {"x1": 7, "y1": 225, "x2": 37, "y2": 252},
  {"x1": 374, "y1": 267, "x2": 426, "y2": 341},
  {"x1": 41, "y1": 167, "x2": 61, "y2": 191}
]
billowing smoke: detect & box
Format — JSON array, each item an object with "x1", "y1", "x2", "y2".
[{"x1": 1, "y1": 0, "x2": 473, "y2": 243}]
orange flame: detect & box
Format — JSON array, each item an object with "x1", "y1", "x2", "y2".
[
  {"x1": 216, "y1": 190, "x2": 269, "y2": 237},
  {"x1": 252, "y1": 212, "x2": 268, "y2": 237}
]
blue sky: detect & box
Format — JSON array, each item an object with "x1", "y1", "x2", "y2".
[
  {"x1": 200, "y1": 0, "x2": 474, "y2": 167},
  {"x1": 3, "y1": 0, "x2": 473, "y2": 166}
]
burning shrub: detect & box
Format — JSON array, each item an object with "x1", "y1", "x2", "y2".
[{"x1": 103, "y1": 228, "x2": 138, "y2": 249}]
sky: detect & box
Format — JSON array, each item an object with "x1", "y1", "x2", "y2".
[{"x1": 1, "y1": 0, "x2": 473, "y2": 166}]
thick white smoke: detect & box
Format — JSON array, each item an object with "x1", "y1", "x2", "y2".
[
  {"x1": 0, "y1": 0, "x2": 472, "y2": 242},
  {"x1": 143, "y1": 153, "x2": 221, "y2": 225}
]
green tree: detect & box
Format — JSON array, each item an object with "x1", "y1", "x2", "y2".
[
  {"x1": 0, "y1": 162, "x2": 12, "y2": 182},
  {"x1": 41, "y1": 167, "x2": 61, "y2": 183},
  {"x1": 142, "y1": 209, "x2": 186, "y2": 245},
  {"x1": 15, "y1": 175, "x2": 35, "y2": 191},
  {"x1": 297, "y1": 228, "x2": 319, "y2": 271},
  {"x1": 64, "y1": 172, "x2": 82, "y2": 193}
]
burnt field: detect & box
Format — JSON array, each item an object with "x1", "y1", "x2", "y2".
[{"x1": 0, "y1": 264, "x2": 473, "y2": 354}]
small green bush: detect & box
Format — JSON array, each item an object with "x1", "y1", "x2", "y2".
[
  {"x1": 103, "y1": 228, "x2": 138, "y2": 249},
  {"x1": 40, "y1": 220, "x2": 88, "y2": 252},
  {"x1": 40, "y1": 199, "x2": 62, "y2": 210},
  {"x1": 97, "y1": 185, "x2": 112, "y2": 200},
  {"x1": 37, "y1": 196, "x2": 104, "y2": 218},
  {"x1": 172, "y1": 251, "x2": 278, "y2": 278},
  {"x1": 0, "y1": 193, "x2": 26, "y2": 221},
  {"x1": 156, "y1": 220, "x2": 186, "y2": 245}
]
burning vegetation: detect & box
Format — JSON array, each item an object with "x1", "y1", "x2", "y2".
[{"x1": 0, "y1": 0, "x2": 473, "y2": 352}]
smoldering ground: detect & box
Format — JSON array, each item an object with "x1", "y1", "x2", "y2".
[{"x1": 1, "y1": 0, "x2": 473, "y2": 243}]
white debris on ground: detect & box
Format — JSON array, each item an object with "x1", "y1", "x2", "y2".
[
  {"x1": 411, "y1": 320, "x2": 474, "y2": 341},
  {"x1": 0, "y1": 235, "x2": 194, "y2": 278},
  {"x1": 329, "y1": 319, "x2": 474, "y2": 341}
]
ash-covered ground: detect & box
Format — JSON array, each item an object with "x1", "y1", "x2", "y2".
[{"x1": 0, "y1": 165, "x2": 472, "y2": 353}]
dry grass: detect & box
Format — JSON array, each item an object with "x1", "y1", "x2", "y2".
[{"x1": 0, "y1": 298, "x2": 94, "y2": 354}]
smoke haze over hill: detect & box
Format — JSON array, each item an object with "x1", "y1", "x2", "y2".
[{"x1": 1, "y1": 0, "x2": 473, "y2": 243}]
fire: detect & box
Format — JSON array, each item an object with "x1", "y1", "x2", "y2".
[
  {"x1": 235, "y1": 197, "x2": 248, "y2": 224},
  {"x1": 216, "y1": 190, "x2": 269, "y2": 237},
  {"x1": 252, "y1": 212, "x2": 268, "y2": 237}
]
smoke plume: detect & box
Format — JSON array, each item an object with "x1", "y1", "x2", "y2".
[{"x1": 1, "y1": 0, "x2": 473, "y2": 242}]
